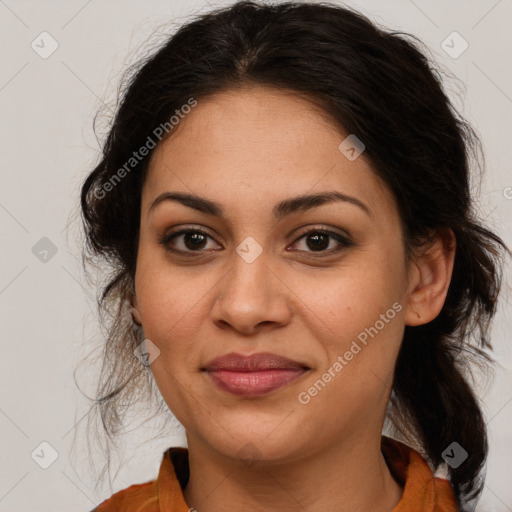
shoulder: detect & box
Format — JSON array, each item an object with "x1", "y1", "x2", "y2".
[{"x1": 91, "y1": 447, "x2": 191, "y2": 512}]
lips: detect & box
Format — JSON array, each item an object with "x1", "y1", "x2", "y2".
[{"x1": 202, "y1": 352, "x2": 310, "y2": 397}]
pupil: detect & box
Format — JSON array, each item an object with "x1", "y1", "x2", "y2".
[
  {"x1": 307, "y1": 233, "x2": 328, "y2": 251},
  {"x1": 185, "y1": 232, "x2": 206, "y2": 250}
]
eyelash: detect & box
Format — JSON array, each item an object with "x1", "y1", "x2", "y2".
[{"x1": 159, "y1": 226, "x2": 353, "y2": 258}]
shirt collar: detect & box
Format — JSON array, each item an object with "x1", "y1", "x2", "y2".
[{"x1": 156, "y1": 435, "x2": 458, "y2": 511}]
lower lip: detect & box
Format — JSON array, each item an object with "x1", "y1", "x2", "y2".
[{"x1": 205, "y1": 369, "x2": 307, "y2": 397}]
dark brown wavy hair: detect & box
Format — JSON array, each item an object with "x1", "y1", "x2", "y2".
[{"x1": 77, "y1": 1, "x2": 508, "y2": 509}]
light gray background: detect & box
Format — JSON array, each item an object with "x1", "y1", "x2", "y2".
[{"x1": 0, "y1": 0, "x2": 511, "y2": 510}]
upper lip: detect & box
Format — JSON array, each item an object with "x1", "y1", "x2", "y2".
[{"x1": 202, "y1": 352, "x2": 309, "y2": 372}]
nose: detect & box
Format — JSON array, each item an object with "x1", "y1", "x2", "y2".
[{"x1": 209, "y1": 247, "x2": 293, "y2": 335}]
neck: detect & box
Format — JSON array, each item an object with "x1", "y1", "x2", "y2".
[{"x1": 182, "y1": 431, "x2": 403, "y2": 512}]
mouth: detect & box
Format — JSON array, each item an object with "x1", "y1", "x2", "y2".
[
  {"x1": 201, "y1": 352, "x2": 310, "y2": 397},
  {"x1": 205, "y1": 368, "x2": 309, "y2": 397}
]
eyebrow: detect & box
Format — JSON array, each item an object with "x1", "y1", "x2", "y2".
[{"x1": 148, "y1": 190, "x2": 372, "y2": 219}]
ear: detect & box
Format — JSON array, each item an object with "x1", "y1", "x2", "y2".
[
  {"x1": 404, "y1": 228, "x2": 456, "y2": 327},
  {"x1": 130, "y1": 292, "x2": 143, "y2": 326}
]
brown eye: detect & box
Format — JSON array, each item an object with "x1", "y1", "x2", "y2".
[
  {"x1": 290, "y1": 229, "x2": 353, "y2": 256},
  {"x1": 159, "y1": 227, "x2": 352, "y2": 258},
  {"x1": 160, "y1": 229, "x2": 221, "y2": 254}
]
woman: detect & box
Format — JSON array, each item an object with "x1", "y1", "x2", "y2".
[{"x1": 79, "y1": 1, "x2": 508, "y2": 511}]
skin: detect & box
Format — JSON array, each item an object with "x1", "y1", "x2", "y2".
[{"x1": 131, "y1": 84, "x2": 455, "y2": 512}]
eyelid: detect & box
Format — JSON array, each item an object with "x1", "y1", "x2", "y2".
[
  {"x1": 292, "y1": 224, "x2": 351, "y2": 241},
  {"x1": 159, "y1": 225, "x2": 222, "y2": 251},
  {"x1": 289, "y1": 227, "x2": 353, "y2": 257}
]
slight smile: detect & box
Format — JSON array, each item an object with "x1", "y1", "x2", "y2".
[{"x1": 202, "y1": 352, "x2": 311, "y2": 397}]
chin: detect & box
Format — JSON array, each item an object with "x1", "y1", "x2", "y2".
[{"x1": 192, "y1": 413, "x2": 311, "y2": 465}]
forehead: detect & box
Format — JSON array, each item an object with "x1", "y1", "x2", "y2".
[{"x1": 142, "y1": 85, "x2": 397, "y2": 222}]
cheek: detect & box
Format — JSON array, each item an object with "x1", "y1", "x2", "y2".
[
  {"x1": 135, "y1": 259, "x2": 212, "y2": 421},
  {"x1": 302, "y1": 259, "x2": 405, "y2": 344},
  {"x1": 133, "y1": 259, "x2": 214, "y2": 393},
  {"x1": 298, "y1": 247, "x2": 406, "y2": 392},
  {"x1": 310, "y1": 283, "x2": 405, "y2": 382},
  {"x1": 135, "y1": 246, "x2": 211, "y2": 328},
  {"x1": 297, "y1": 300, "x2": 404, "y2": 432}
]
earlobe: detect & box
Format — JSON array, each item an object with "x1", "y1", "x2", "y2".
[
  {"x1": 404, "y1": 229, "x2": 456, "y2": 327},
  {"x1": 130, "y1": 293, "x2": 143, "y2": 326}
]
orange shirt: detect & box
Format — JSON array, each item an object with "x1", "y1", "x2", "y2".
[{"x1": 93, "y1": 436, "x2": 458, "y2": 511}]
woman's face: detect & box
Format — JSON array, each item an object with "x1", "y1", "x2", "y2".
[{"x1": 133, "y1": 85, "x2": 414, "y2": 463}]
